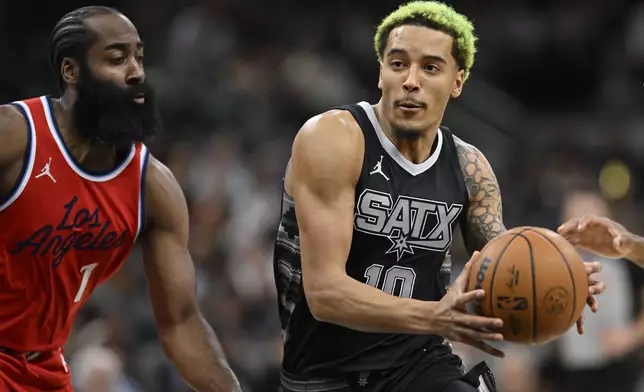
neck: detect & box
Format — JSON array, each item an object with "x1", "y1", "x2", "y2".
[
  {"x1": 374, "y1": 101, "x2": 440, "y2": 164},
  {"x1": 53, "y1": 92, "x2": 118, "y2": 172}
]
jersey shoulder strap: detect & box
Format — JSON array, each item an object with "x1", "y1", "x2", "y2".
[{"x1": 330, "y1": 103, "x2": 381, "y2": 189}]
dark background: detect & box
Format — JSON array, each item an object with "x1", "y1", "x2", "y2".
[{"x1": 2, "y1": 0, "x2": 644, "y2": 391}]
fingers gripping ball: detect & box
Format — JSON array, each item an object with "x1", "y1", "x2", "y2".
[{"x1": 467, "y1": 227, "x2": 588, "y2": 345}]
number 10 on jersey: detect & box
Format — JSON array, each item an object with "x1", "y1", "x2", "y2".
[{"x1": 363, "y1": 264, "x2": 417, "y2": 298}]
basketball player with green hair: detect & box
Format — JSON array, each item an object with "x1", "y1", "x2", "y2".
[{"x1": 273, "y1": 2, "x2": 603, "y2": 392}]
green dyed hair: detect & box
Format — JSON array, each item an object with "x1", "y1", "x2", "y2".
[{"x1": 374, "y1": 1, "x2": 477, "y2": 81}]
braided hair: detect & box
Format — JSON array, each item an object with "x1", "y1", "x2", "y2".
[{"x1": 49, "y1": 6, "x2": 120, "y2": 91}]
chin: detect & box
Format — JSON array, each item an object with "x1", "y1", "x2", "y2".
[
  {"x1": 390, "y1": 118, "x2": 425, "y2": 132},
  {"x1": 389, "y1": 121, "x2": 425, "y2": 140}
]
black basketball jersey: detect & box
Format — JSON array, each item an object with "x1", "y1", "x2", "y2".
[{"x1": 273, "y1": 102, "x2": 469, "y2": 376}]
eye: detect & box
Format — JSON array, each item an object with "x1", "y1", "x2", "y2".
[
  {"x1": 390, "y1": 60, "x2": 405, "y2": 69},
  {"x1": 424, "y1": 64, "x2": 440, "y2": 73},
  {"x1": 110, "y1": 57, "x2": 126, "y2": 65},
  {"x1": 136, "y1": 55, "x2": 145, "y2": 63}
]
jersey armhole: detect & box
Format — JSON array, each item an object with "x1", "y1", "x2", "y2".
[
  {"x1": 329, "y1": 105, "x2": 369, "y2": 193},
  {"x1": 135, "y1": 145, "x2": 150, "y2": 239},
  {"x1": 0, "y1": 102, "x2": 37, "y2": 212},
  {"x1": 442, "y1": 129, "x2": 472, "y2": 250}
]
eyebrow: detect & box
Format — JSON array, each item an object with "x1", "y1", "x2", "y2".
[
  {"x1": 104, "y1": 41, "x2": 144, "y2": 51},
  {"x1": 386, "y1": 48, "x2": 447, "y2": 64}
]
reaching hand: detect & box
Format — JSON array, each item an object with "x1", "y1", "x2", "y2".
[
  {"x1": 575, "y1": 261, "x2": 605, "y2": 335},
  {"x1": 557, "y1": 215, "x2": 619, "y2": 334},
  {"x1": 432, "y1": 251, "x2": 505, "y2": 358},
  {"x1": 558, "y1": 215, "x2": 636, "y2": 259}
]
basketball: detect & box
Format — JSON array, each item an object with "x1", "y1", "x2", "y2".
[{"x1": 467, "y1": 227, "x2": 588, "y2": 345}]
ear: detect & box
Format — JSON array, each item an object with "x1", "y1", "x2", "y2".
[
  {"x1": 451, "y1": 69, "x2": 465, "y2": 99},
  {"x1": 61, "y1": 57, "x2": 80, "y2": 85},
  {"x1": 378, "y1": 62, "x2": 383, "y2": 90}
]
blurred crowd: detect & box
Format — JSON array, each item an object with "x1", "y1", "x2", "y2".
[{"x1": 2, "y1": 0, "x2": 644, "y2": 391}]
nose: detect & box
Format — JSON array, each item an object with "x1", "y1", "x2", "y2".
[
  {"x1": 126, "y1": 58, "x2": 145, "y2": 86},
  {"x1": 402, "y1": 66, "x2": 420, "y2": 93}
]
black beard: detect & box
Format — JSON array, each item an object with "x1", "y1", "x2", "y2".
[
  {"x1": 72, "y1": 67, "x2": 163, "y2": 149},
  {"x1": 391, "y1": 125, "x2": 423, "y2": 140}
]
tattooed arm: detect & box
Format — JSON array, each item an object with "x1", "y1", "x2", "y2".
[
  {"x1": 453, "y1": 137, "x2": 605, "y2": 336},
  {"x1": 454, "y1": 136, "x2": 506, "y2": 253}
]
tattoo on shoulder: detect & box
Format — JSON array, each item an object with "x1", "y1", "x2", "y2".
[{"x1": 454, "y1": 136, "x2": 506, "y2": 250}]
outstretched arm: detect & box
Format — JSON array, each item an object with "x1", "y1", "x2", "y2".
[
  {"x1": 558, "y1": 215, "x2": 644, "y2": 268},
  {"x1": 140, "y1": 156, "x2": 241, "y2": 392},
  {"x1": 454, "y1": 137, "x2": 506, "y2": 253}
]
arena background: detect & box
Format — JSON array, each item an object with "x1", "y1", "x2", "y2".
[{"x1": 1, "y1": 0, "x2": 644, "y2": 391}]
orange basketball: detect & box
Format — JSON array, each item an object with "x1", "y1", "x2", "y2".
[{"x1": 467, "y1": 227, "x2": 588, "y2": 345}]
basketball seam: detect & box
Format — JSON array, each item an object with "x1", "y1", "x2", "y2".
[
  {"x1": 487, "y1": 228, "x2": 532, "y2": 321},
  {"x1": 526, "y1": 229, "x2": 578, "y2": 332},
  {"x1": 514, "y1": 233, "x2": 537, "y2": 344}
]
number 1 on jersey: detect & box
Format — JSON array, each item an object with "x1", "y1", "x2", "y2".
[{"x1": 74, "y1": 263, "x2": 98, "y2": 303}]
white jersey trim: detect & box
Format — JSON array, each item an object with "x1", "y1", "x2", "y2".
[
  {"x1": 40, "y1": 96, "x2": 136, "y2": 182},
  {"x1": 478, "y1": 376, "x2": 491, "y2": 392},
  {"x1": 356, "y1": 101, "x2": 443, "y2": 177},
  {"x1": 135, "y1": 144, "x2": 150, "y2": 241},
  {"x1": 0, "y1": 101, "x2": 38, "y2": 212}
]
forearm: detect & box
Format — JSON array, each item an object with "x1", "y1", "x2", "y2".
[
  {"x1": 309, "y1": 272, "x2": 437, "y2": 334},
  {"x1": 633, "y1": 310, "x2": 644, "y2": 346},
  {"x1": 626, "y1": 234, "x2": 644, "y2": 267},
  {"x1": 159, "y1": 313, "x2": 241, "y2": 392}
]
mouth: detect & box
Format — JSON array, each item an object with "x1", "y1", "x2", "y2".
[
  {"x1": 395, "y1": 100, "x2": 425, "y2": 112},
  {"x1": 133, "y1": 93, "x2": 145, "y2": 104}
]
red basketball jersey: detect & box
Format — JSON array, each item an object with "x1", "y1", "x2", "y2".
[{"x1": 0, "y1": 96, "x2": 148, "y2": 352}]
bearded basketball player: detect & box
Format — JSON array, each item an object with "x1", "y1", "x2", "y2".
[
  {"x1": 273, "y1": 2, "x2": 605, "y2": 392},
  {"x1": 0, "y1": 6, "x2": 240, "y2": 392}
]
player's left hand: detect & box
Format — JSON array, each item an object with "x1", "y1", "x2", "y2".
[
  {"x1": 558, "y1": 215, "x2": 636, "y2": 259},
  {"x1": 575, "y1": 261, "x2": 605, "y2": 335}
]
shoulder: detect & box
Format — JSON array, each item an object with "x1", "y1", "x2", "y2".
[
  {"x1": 0, "y1": 104, "x2": 30, "y2": 168},
  {"x1": 452, "y1": 134, "x2": 495, "y2": 171},
  {"x1": 293, "y1": 109, "x2": 364, "y2": 156},
  {"x1": 143, "y1": 154, "x2": 188, "y2": 231},
  {"x1": 289, "y1": 109, "x2": 364, "y2": 185},
  {"x1": 452, "y1": 134, "x2": 485, "y2": 161},
  {"x1": 450, "y1": 134, "x2": 500, "y2": 201}
]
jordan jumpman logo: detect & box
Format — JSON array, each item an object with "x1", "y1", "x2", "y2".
[
  {"x1": 369, "y1": 155, "x2": 390, "y2": 181},
  {"x1": 34, "y1": 157, "x2": 56, "y2": 183}
]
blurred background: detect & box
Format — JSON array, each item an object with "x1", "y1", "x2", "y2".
[{"x1": 2, "y1": 0, "x2": 644, "y2": 391}]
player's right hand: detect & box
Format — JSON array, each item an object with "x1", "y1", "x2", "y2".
[{"x1": 431, "y1": 251, "x2": 506, "y2": 358}]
